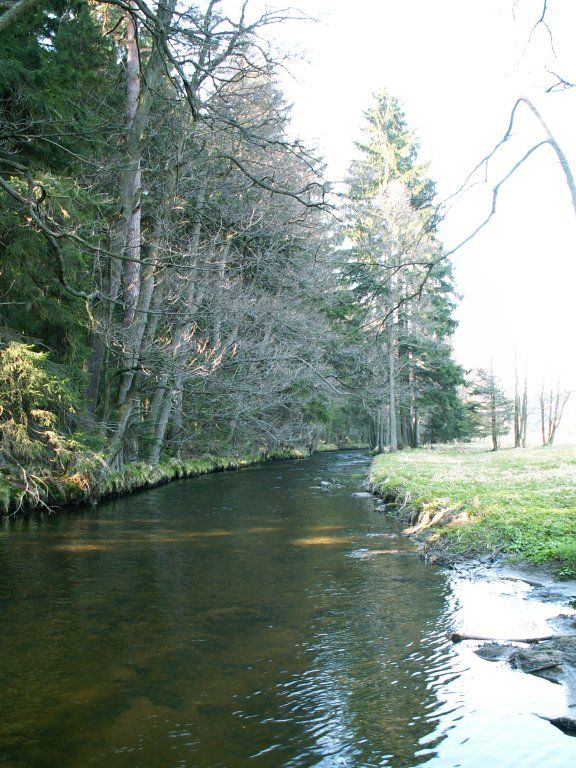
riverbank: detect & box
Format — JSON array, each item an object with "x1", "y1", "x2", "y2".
[
  {"x1": 0, "y1": 447, "x2": 311, "y2": 518},
  {"x1": 368, "y1": 445, "x2": 576, "y2": 579},
  {"x1": 0, "y1": 438, "x2": 371, "y2": 519},
  {"x1": 368, "y1": 445, "x2": 576, "y2": 735}
]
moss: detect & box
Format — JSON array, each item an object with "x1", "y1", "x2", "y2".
[
  {"x1": 0, "y1": 480, "x2": 12, "y2": 515},
  {"x1": 368, "y1": 446, "x2": 576, "y2": 579},
  {"x1": 0, "y1": 446, "x2": 312, "y2": 518}
]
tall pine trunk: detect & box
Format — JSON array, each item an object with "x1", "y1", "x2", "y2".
[{"x1": 387, "y1": 318, "x2": 398, "y2": 453}]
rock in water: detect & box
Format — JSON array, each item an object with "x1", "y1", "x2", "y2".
[
  {"x1": 510, "y1": 646, "x2": 563, "y2": 683},
  {"x1": 474, "y1": 643, "x2": 516, "y2": 662},
  {"x1": 541, "y1": 716, "x2": 576, "y2": 737}
]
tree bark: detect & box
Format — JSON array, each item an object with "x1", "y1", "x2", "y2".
[
  {"x1": 514, "y1": 358, "x2": 521, "y2": 448},
  {"x1": 387, "y1": 319, "x2": 398, "y2": 453},
  {"x1": 521, "y1": 372, "x2": 528, "y2": 447},
  {"x1": 149, "y1": 386, "x2": 174, "y2": 465},
  {"x1": 490, "y1": 373, "x2": 498, "y2": 450},
  {"x1": 541, "y1": 386, "x2": 547, "y2": 446}
]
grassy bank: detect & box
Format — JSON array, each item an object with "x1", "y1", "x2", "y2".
[
  {"x1": 368, "y1": 446, "x2": 576, "y2": 579},
  {"x1": 0, "y1": 448, "x2": 309, "y2": 518},
  {"x1": 315, "y1": 441, "x2": 369, "y2": 452}
]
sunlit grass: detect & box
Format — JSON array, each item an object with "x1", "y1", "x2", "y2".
[{"x1": 369, "y1": 446, "x2": 576, "y2": 579}]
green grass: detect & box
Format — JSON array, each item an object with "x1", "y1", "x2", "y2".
[
  {"x1": 315, "y1": 441, "x2": 370, "y2": 452},
  {"x1": 368, "y1": 445, "x2": 576, "y2": 579}
]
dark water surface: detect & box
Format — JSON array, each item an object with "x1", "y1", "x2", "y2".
[{"x1": 1, "y1": 452, "x2": 574, "y2": 767}]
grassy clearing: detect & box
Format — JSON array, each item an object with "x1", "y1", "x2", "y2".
[{"x1": 368, "y1": 445, "x2": 576, "y2": 579}]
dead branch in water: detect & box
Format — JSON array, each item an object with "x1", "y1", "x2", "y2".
[{"x1": 450, "y1": 632, "x2": 576, "y2": 644}]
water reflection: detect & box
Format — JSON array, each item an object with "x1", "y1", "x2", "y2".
[{"x1": 0, "y1": 452, "x2": 574, "y2": 767}]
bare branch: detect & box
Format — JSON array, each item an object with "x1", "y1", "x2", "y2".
[
  {"x1": 444, "y1": 96, "x2": 576, "y2": 260},
  {"x1": 546, "y1": 70, "x2": 575, "y2": 93},
  {"x1": 522, "y1": 0, "x2": 556, "y2": 58}
]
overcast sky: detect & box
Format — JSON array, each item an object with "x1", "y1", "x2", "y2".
[{"x1": 241, "y1": 0, "x2": 576, "y2": 434}]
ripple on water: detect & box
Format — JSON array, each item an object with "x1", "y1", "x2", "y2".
[{"x1": 1, "y1": 451, "x2": 575, "y2": 767}]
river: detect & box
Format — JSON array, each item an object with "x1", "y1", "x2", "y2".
[{"x1": 0, "y1": 451, "x2": 574, "y2": 767}]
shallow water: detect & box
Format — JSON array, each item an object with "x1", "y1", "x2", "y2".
[{"x1": 0, "y1": 451, "x2": 574, "y2": 767}]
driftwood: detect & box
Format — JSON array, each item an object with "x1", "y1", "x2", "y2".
[
  {"x1": 450, "y1": 632, "x2": 576, "y2": 644},
  {"x1": 499, "y1": 575, "x2": 545, "y2": 588}
]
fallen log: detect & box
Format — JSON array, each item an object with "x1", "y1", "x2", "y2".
[{"x1": 450, "y1": 632, "x2": 576, "y2": 644}]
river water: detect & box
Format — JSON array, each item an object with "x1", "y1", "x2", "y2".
[{"x1": 0, "y1": 451, "x2": 574, "y2": 767}]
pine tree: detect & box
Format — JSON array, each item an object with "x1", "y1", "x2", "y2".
[{"x1": 342, "y1": 91, "x2": 468, "y2": 450}]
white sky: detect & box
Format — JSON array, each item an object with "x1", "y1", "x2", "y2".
[{"x1": 243, "y1": 0, "x2": 576, "y2": 436}]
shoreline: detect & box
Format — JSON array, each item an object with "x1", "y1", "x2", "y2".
[
  {"x1": 367, "y1": 445, "x2": 576, "y2": 578},
  {"x1": 442, "y1": 560, "x2": 576, "y2": 737},
  {"x1": 367, "y1": 450, "x2": 576, "y2": 736},
  {"x1": 0, "y1": 449, "x2": 308, "y2": 520},
  {"x1": 0, "y1": 444, "x2": 368, "y2": 520}
]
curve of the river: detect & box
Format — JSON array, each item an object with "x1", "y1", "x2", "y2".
[{"x1": 1, "y1": 451, "x2": 574, "y2": 767}]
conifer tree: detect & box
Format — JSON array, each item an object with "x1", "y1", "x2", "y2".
[{"x1": 342, "y1": 91, "x2": 468, "y2": 450}]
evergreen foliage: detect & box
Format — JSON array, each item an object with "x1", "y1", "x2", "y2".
[{"x1": 338, "y1": 91, "x2": 471, "y2": 451}]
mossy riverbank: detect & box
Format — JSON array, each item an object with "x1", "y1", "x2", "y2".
[
  {"x1": 0, "y1": 441, "x2": 370, "y2": 518},
  {"x1": 0, "y1": 448, "x2": 312, "y2": 518},
  {"x1": 368, "y1": 445, "x2": 576, "y2": 579}
]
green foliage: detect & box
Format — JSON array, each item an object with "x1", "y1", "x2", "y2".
[
  {"x1": 0, "y1": 0, "x2": 122, "y2": 168},
  {"x1": 0, "y1": 180, "x2": 95, "y2": 367},
  {"x1": 417, "y1": 341, "x2": 475, "y2": 443},
  {"x1": 340, "y1": 89, "x2": 470, "y2": 450},
  {"x1": 349, "y1": 89, "x2": 435, "y2": 210},
  {"x1": 466, "y1": 368, "x2": 514, "y2": 443},
  {"x1": 0, "y1": 3, "x2": 121, "y2": 373},
  {"x1": 0, "y1": 341, "x2": 79, "y2": 466}
]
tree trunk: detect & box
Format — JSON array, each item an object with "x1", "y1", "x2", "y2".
[
  {"x1": 85, "y1": 323, "x2": 106, "y2": 418},
  {"x1": 514, "y1": 360, "x2": 521, "y2": 448},
  {"x1": 400, "y1": 411, "x2": 410, "y2": 449},
  {"x1": 521, "y1": 375, "x2": 528, "y2": 447},
  {"x1": 121, "y1": 0, "x2": 177, "y2": 303},
  {"x1": 149, "y1": 387, "x2": 175, "y2": 465},
  {"x1": 387, "y1": 320, "x2": 398, "y2": 453},
  {"x1": 212, "y1": 241, "x2": 230, "y2": 349},
  {"x1": 119, "y1": 6, "x2": 142, "y2": 326},
  {"x1": 412, "y1": 405, "x2": 419, "y2": 448},
  {"x1": 108, "y1": 386, "x2": 140, "y2": 468},
  {"x1": 490, "y1": 385, "x2": 498, "y2": 451},
  {"x1": 540, "y1": 387, "x2": 547, "y2": 446}
]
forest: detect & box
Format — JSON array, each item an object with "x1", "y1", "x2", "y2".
[
  {"x1": 3, "y1": 4, "x2": 576, "y2": 764},
  {"x1": 0, "y1": 0, "x2": 538, "y2": 513}
]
